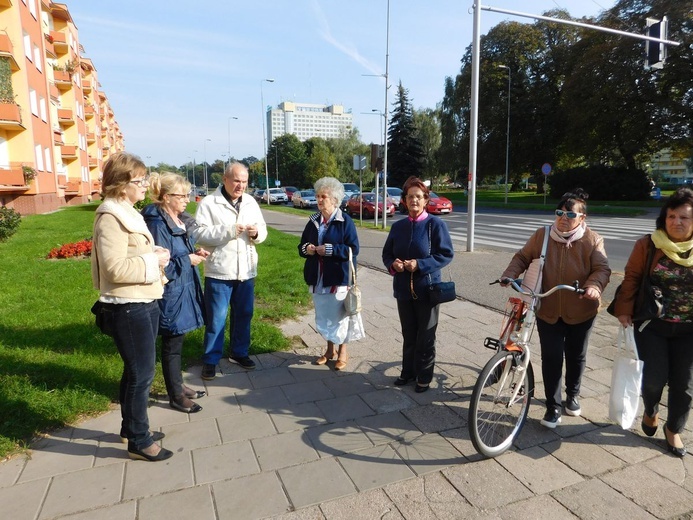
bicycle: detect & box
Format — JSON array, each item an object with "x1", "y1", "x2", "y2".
[{"x1": 468, "y1": 278, "x2": 585, "y2": 458}]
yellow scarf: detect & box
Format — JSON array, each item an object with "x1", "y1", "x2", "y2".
[{"x1": 651, "y1": 229, "x2": 693, "y2": 267}]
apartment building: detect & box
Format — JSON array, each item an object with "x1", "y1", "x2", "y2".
[
  {"x1": 0, "y1": 1, "x2": 123, "y2": 215},
  {"x1": 267, "y1": 102, "x2": 352, "y2": 143},
  {"x1": 650, "y1": 149, "x2": 691, "y2": 185}
]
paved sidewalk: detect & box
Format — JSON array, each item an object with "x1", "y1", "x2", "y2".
[{"x1": 1, "y1": 267, "x2": 692, "y2": 519}]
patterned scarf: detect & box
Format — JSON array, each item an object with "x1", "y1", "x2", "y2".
[
  {"x1": 651, "y1": 229, "x2": 693, "y2": 267},
  {"x1": 549, "y1": 221, "x2": 586, "y2": 248}
]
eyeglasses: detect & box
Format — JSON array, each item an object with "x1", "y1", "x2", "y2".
[
  {"x1": 555, "y1": 209, "x2": 584, "y2": 219},
  {"x1": 130, "y1": 177, "x2": 150, "y2": 187},
  {"x1": 168, "y1": 193, "x2": 189, "y2": 199}
]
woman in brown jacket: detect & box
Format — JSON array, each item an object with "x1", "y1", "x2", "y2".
[
  {"x1": 501, "y1": 189, "x2": 611, "y2": 428},
  {"x1": 612, "y1": 188, "x2": 693, "y2": 457}
]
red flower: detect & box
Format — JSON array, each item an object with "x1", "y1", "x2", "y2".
[{"x1": 47, "y1": 239, "x2": 92, "y2": 259}]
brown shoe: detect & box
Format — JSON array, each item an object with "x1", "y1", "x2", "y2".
[{"x1": 335, "y1": 354, "x2": 348, "y2": 371}]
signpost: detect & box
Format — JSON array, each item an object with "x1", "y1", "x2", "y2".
[
  {"x1": 541, "y1": 163, "x2": 552, "y2": 206},
  {"x1": 353, "y1": 155, "x2": 367, "y2": 224}
]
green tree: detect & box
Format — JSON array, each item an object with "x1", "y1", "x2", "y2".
[
  {"x1": 413, "y1": 107, "x2": 442, "y2": 185},
  {"x1": 267, "y1": 134, "x2": 308, "y2": 188},
  {"x1": 387, "y1": 81, "x2": 425, "y2": 186},
  {"x1": 304, "y1": 137, "x2": 338, "y2": 187},
  {"x1": 326, "y1": 128, "x2": 370, "y2": 183}
]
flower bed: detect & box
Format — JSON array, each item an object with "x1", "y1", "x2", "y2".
[{"x1": 46, "y1": 239, "x2": 92, "y2": 259}]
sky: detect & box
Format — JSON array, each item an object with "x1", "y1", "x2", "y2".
[{"x1": 63, "y1": 0, "x2": 618, "y2": 168}]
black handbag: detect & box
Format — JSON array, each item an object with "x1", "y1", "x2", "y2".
[
  {"x1": 426, "y1": 221, "x2": 456, "y2": 304},
  {"x1": 91, "y1": 301, "x2": 116, "y2": 336},
  {"x1": 606, "y1": 236, "x2": 663, "y2": 321}
]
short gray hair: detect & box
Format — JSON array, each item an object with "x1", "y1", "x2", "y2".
[{"x1": 314, "y1": 177, "x2": 345, "y2": 205}]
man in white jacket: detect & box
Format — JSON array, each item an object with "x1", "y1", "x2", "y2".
[{"x1": 193, "y1": 162, "x2": 268, "y2": 379}]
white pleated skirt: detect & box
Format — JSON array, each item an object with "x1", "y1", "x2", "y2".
[{"x1": 312, "y1": 291, "x2": 365, "y2": 344}]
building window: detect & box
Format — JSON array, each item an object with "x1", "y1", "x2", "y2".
[
  {"x1": 39, "y1": 96, "x2": 47, "y2": 121},
  {"x1": 23, "y1": 32, "x2": 32, "y2": 61},
  {"x1": 44, "y1": 147, "x2": 52, "y2": 172},
  {"x1": 29, "y1": 0, "x2": 38, "y2": 19},
  {"x1": 29, "y1": 88, "x2": 38, "y2": 116},
  {"x1": 35, "y1": 144, "x2": 44, "y2": 171},
  {"x1": 33, "y1": 45, "x2": 41, "y2": 71}
]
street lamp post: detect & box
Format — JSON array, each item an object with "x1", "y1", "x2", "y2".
[
  {"x1": 146, "y1": 156, "x2": 151, "y2": 174},
  {"x1": 227, "y1": 116, "x2": 238, "y2": 170},
  {"x1": 260, "y1": 78, "x2": 275, "y2": 203},
  {"x1": 498, "y1": 65, "x2": 511, "y2": 204},
  {"x1": 203, "y1": 138, "x2": 211, "y2": 195}
]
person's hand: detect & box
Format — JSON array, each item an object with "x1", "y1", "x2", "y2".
[
  {"x1": 580, "y1": 286, "x2": 601, "y2": 300},
  {"x1": 392, "y1": 259, "x2": 405, "y2": 273},
  {"x1": 195, "y1": 247, "x2": 210, "y2": 259},
  {"x1": 315, "y1": 245, "x2": 327, "y2": 256},
  {"x1": 499, "y1": 277, "x2": 512, "y2": 287},
  {"x1": 235, "y1": 223, "x2": 246, "y2": 236},
  {"x1": 403, "y1": 259, "x2": 418, "y2": 272},
  {"x1": 189, "y1": 253, "x2": 206, "y2": 266},
  {"x1": 154, "y1": 247, "x2": 170, "y2": 267},
  {"x1": 617, "y1": 315, "x2": 632, "y2": 328},
  {"x1": 245, "y1": 224, "x2": 258, "y2": 239},
  {"x1": 306, "y1": 243, "x2": 316, "y2": 255}
]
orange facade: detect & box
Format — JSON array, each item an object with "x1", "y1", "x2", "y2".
[{"x1": 0, "y1": 1, "x2": 124, "y2": 214}]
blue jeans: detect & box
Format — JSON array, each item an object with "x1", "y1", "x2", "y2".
[
  {"x1": 111, "y1": 301, "x2": 159, "y2": 451},
  {"x1": 202, "y1": 277, "x2": 255, "y2": 365}
]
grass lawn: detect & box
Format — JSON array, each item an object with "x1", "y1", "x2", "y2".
[{"x1": 0, "y1": 202, "x2": 309, "y2": 459}]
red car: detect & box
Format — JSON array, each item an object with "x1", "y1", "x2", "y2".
[
  {"x1": 399, "y1": 191, "x2": 453, "y2": 215},
  {"x1": 283, "y1": 186, "x2": 299, "y2": 202},
  {"x1": 345, "y1": 193, "x2": 395, "y2": 219}
]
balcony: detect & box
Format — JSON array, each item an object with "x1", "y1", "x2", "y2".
[
  {"x1": 0, "y1": 31, "x2": 19, "y2": 71},
  {"x1": 44, "y1": 40, "x2": 56, "y2": 59},
  {"x1": 57, "y1": 108, "x2": 74, "y2": 125},
  {"x1": 86, "y1": 130, "x2": 95, "y2": 143},
  {"x1": 88, "y1": 156, "x2": 98, "y2": 168},
  {"x1": 0, "y1": 165, "x2": 28, "y2": 188},
  {"x1": 84, "y1": 105, "x2": 95, "y2": 118},
  {"x1": 54, "y1": 70, "x2": 71, "y2": 89},
  {"x1": 0, "y1": 102, "x2": 23, "y2": 130},
  {"x1": 90, "y1": 179, "x2": 101, "y2": 193},
  {"x1": 53, "y1": 129, "x2": 64, "y2": 145},
  {"x1": 50, "y1": 30, "x2": 68, "y2": 54},
  {"x1": 49, "y1": 82, "x2": 60, "y2": 100},
  {"x1": 65, "y1": 179, "x2": 81, "y2": 194},
  {"x1": 82, "y1": 79, "x2": 92, "y2": 92},
  {"x1": 57, "y1": 174, "x2": 67, "y2": 188},
  {"x1": 61, "y1": 145, "x2": 78, "y2": 160},
  {"x1": 0, "y1": 0, "x2": 12, "y2": 8}
]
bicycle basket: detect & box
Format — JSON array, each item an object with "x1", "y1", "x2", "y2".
[{"x1": 499, "y1": 297, "x2": 526, "y2": 350}]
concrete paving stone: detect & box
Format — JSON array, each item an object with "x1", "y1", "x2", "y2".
[
  {"x1": 496, "y1": 445, "x2": 584, "y2": 494},
  {"x1": 323, "y1": 373, "x2": 375, "y2": 397},
  {"x1": 123, "y1": 452, "x2": 194, "y2": 500},
  {"x1": 268, "y1": 402, "x2": 327, "y2": 433},
  {"x1": 217, "y1": 410, "x2": 277, "y2": 443},
  {"x1": 600, "y1": 463, "x2": 693, "y2": 519},
  {"x1": 222, "y1": 354, "x2": 262, "y2": 374},
  {"x1": 541, "y1": 435, "x2": 625, "y2": 477},
  {"x1": 138, "y1": 400, "x2": 191, "y2": 431},
  {"x1": 338, "y1": 444, "x2": 415, "y2": 492},
  {"x1": 270, "y1": 505, "x2": 326, "y2": 520},
  {"x1": 585, "y1": 351, "x2": 615, "y2": 371},
  {"x1": 281, "y1": 379, "x2": 334, "y2": 405},
  {"x1": 192, "y1": 440, "x2": 260, "y2": 484},
  {"x1": 258, "y1": 352, "x2": 302, "y2": 370},
  {"x1": 253, "y1": 429, "x2": 320, "y2": 471},
  {"x1": 58, "y1": 501, "x2": 136, "y2": 520},
  {"x1": 359, "y1": 388, "x2": 417, "y2": 414},
  {"x1": 551, "y1": 478, "x2": 658, "y2": 520},
  {"x1": 160, "y1": 417, "x2": 222, "y2": 453},
  {"x1": 236, "y1": 385, "x2": 293, "y2": 413},
  {"x1": 383, "y1": 470, "x2": 475, "y2": 519},
  {"x1": 305, "y1": 420, "x2": 374, "y2": 457},
  {"x1": 356, "y1": 411, "x2": 423, "y2": 446},
  {"x1": 0, "y1": 455, "x2": 24, "y2": 488},
  {"x1": 287, "y1": 362, "x2": 337, "y2": 382},
  {"x1": 401, "y1": 403, "x2": 464, "y2": 434},
  {"x1": 582, "y1": 424, "x2": 662, "y2": 464},
  {"x1": 442, "y1": 397, "x2": 470, "y2": 424},
  {"x1": 439, "y1": 427, "x2": 485, "y2": 462},
  {"x1": 361, "y1": 366, "x2": 403, "y2": 390},
  {"x1": 442, "y1": 458, "x2": 533, "y2": 510},
  {"x1": 250, "y1": 366, "x2": 298, "y2": 389},
  {"x1": 39, "y1": 463, "x2": 124, "y2": 519},
  {"x1": 315, "y1": 394, "x2": 376, "y2": 423},
  {"x1": 576, "y1": 393, "x2": 612, "y2": 427},
  {"x1": 202, "y1": 370, "x2": 253, "y2": 395},
  {"x1": 278, "y1": 456, "x2": 357, "y2": 509},
  {"x1": 18, "y1": 438, "x2": 98, "y2": 483},
  {"x1": 582, "y1": 365, "x2": 615, "y2": 388},
  {"x1": 186, "y1": 393, "x2": 242, "y2": 422},
  {"x1": 66, "y1": 410, "x2": 123, "y2": 442},
  {"x1": 408, "y1": 380, "x2": 462, "y2": 407},
  {"x1": 644, "y1": 453, "x2": 693, "y2": 493},
  {"x1": 213, "y1": 471, "x2": 290, "y2": 519},
  {"x1": 490, "y1": 493, "x2": 576, "y2": 520},
  {"x1": 392, "y1": 433, "x2": 464, "y2": 476},
  {"x1": 0, "y1": 477, "x2": 48, "y2": 520},
  {"x1": 317, "y1": 487, "x2": 403, "y2": 520},
  {"x1": 93, "y1": 436, "x2": 134, "y2": 467},
  {"x1": 577, "y1": 377, "x2": 611, "y2": 399},
  {"x1": 138, "y1": 483, "x2": 215, "y2": 519}
]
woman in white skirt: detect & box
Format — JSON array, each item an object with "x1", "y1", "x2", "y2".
[{"x1": 298, "y1": 177, "x2": 364, "y2": 370}]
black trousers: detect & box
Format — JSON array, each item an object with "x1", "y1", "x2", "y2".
[
  {"x1": 396, "y1": 298, "x2": 439, "y2": 385},
  {"x1": 161, "y1": 333, "x2": 186, "y2": 399},
  {"x1": 635, "y1": 320, "x2": 693, "y2": 434},
  {"x1": 536, "y1": 316, "x2": 595, "y2": 411}
]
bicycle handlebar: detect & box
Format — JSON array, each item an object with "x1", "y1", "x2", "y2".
[{"x1": 490, "y1": 278, "x2": 586, "y2": 298}]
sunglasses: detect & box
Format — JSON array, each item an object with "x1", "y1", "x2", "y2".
[{"x1": 555, "y1": 209, "x2": 584, "y2": 219}]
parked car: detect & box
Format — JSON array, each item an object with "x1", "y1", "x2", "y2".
[
  {"x1": 292, "y1": 189, "x2": 318, "y2": 209},
  {"x1": 262, "y1": 188, "x2": 288, "y2": 204},
  {"x1": 342, "y1": 183, "x2": 360, "y2": 200},
  {"x1": 254, "y1": 189, "x2": 265, "y2": 202},
  {"x1": 345, "y1": 193, "x2": 395, "y2": 219},
  {"x1": 283, "y1": 186, "x2": 299, "y2": 202},
  {"x1": 399, "y1": 191, "x2": 453, "y2": 215},
  {"x1": 372, "y1": 187, "x2": 402, "y2": 207}
]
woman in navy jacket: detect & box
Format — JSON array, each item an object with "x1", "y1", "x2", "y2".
[
  {"x1": 142, "y1": 172, "x2": 207, "y2": 413},
  {"x1": 382, "y1": 176, "x2": 454, "y2": 393},
  {"x1": 298, "y1": 177, "x2": 363, "y2": 370}
]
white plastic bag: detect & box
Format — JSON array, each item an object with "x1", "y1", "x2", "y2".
[{"x1": 608, "y1": 326, "x2": 643, "y2": 429}]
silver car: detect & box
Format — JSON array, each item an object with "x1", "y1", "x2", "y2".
[
  {"x1": 292, "y1": 189, "x2": 318, "y2": 209},
  {"x1": 263, "y1": 188, "x2": 288, "y2": 204}
]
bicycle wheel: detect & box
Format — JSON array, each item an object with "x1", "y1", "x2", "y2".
[{"x1": 468, "y1": 350, "x2": 534, "y2": 458}]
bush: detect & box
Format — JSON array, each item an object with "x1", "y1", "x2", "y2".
[
  {"x1": 548, "y1": 166, "x2": 651, "y2": 201},
  {"x1": 0, "y1": 206, "x2": 21, "y2": 241}
]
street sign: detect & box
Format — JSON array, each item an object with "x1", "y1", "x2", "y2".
[
  {"x1": 541, "y1": 163, "x2": 552, "y2": 175},
  {"x1": 353, "y1": 155, "x2": 366, "y2": 171},
  {"x1": 275, "y1": 180, "x2": 281, "y2": 187}
]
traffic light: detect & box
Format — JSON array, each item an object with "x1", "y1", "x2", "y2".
[{"x1": 645, "y1": 17, "x2": 668, "y2": 70}]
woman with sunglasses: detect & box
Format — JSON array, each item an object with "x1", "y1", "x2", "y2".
[
  {"x1": 142, "y1": 172, "x2": 209, "y2": 414},
  {"x1": 500, "y1": 188, "x2": 611, "y2": 428}
]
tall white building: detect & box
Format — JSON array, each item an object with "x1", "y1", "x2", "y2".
[{"x1": 267, "y1": 102, "x2": 352, "y2": 143}]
